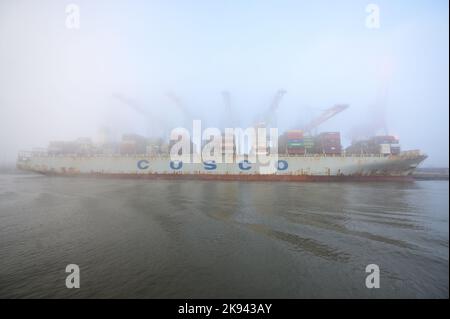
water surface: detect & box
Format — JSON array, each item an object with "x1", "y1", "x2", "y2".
[{"x1": 0, "y1": 172, "x2": 448, "y2": 298}]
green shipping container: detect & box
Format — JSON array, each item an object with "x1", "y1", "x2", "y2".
[{"x1": 287, "y1": 142, "x2": 304, "y2": 147}]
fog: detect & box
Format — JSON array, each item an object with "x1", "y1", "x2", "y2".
[{"x1": 0, "y1": 0, "x2": 448, "y2": 166}]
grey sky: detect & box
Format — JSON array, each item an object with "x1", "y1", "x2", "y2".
[{"x1": 0, "y1": 0, "x2": 448, "y2": 166}]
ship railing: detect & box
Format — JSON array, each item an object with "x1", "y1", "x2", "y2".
[
  {"x1": 22, "y1": 152, "x2": 399, "y2": 159},
  {"x1": 17, "y1": 151, "x2": 33, "y2": 162},
  {"x1": 284, "y1": 153, "x2": 386, "y2": 158},
  {"x1": 18, "y1": 151, "x2": 32, "y2": 157},
  {"x1": 22, "y1": 150, "x2": 48, "y2": 157},
  {"x1": 400, "y1": 150, "x2": 423, "y2": 157},
  {"x1": 23, "y1": 152, "x2": 174, "y2": 158}
]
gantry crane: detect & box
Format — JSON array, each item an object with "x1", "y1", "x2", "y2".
[
  {"x1": 166, "y1": 91, "x2": 194, "y2": 127},
  {"x1": 221, "y1": 90, "x2": 234, "y2": 128},
  {"x1": 254, "y1": 89, "x2": 287, "y2": 129},
  {"x1": 112, "y1": 93, "x2": 169, "y2": 137},
  {"x1": 301, "y1": 103, "x2": 349, "y2": 133}
]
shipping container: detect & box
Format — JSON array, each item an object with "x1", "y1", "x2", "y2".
[
  {"x1": 346, "y1": 136, "x2": 401, "y2": 155},
  {"x1": 287, "y1": 148, "x2": 305, "y2": 155},
  {"x1": 120, "y1": 141, "x2": 137, "y2": 155},
  {"x1": 371, "y1": 135, "x2": 399, "y2": 144},
  {"x1": 303, "y1": 137, "x2": 315, "y2": 149},
  {"x1": 319, "y1": 132, "x2": 340, "y2": 138},
  {"x1": 391, "y1": 146, "x2": 401, "y2": 155},
  {"x1": 318, "y1": 132, "x2": 340, "y2": 140},
  {"x1": 287, "y1": 142, "x2": 304, "y2": 147},
  {"x1": 287, "y1": 139, "x2": 304, "y2": 143},
  {"x1": 48, "y1": 141, "x2": 80, "y2": 155},
  {"x1": 286, "y1": 130, "x2": 304, "y2": 139},
  {"x1": 286, "y1": 130, "x2": 303, "y2": 134},
  {"x1": 380, "y1": 144, "x2": 391, "y2": 155},
  {"x1": 314, "y1": 132, "x2": 341, "y2": 154},
  {"x1": 322, "y1": 147, "x2": 341, "y2": 153},
  {"x1": 160, "y1": 143, "x2": 169, "y2": 154}
]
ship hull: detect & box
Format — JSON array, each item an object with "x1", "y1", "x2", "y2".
[
  {"x1": 17, "y1": 152, "x2": 427, "y2": 182},
  {"x1": 33, "y1": 171, "x2": 416, "y2": 182}
]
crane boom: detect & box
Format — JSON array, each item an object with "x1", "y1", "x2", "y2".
[
  {"x1": 112, "y1": 93, "x2": 169, "y2": 137},
  {"x1": 269, "y1": 89, "x2": 287, "y2": 112},
  {"x1": 254, "y1": 89, "x2": 287, "y2": 128},
  {"x1": 302, "y1": 104, "x2": 349, "y2": 132},
  {"x1": 166, "y1": 92, "x2": 193, "y2": 122},
  {"x1": 222, "y1": 90, "x2": 231, "y2": 108},
  {"x1": 221, "y1": 90, "x2": 235, "y2": 128},
  {"x1": 264, "y1": 89, "x2": 286, "y2": 124},
  {"x1": 112, "y1": 93, "x2": 150, "y2": 116}
]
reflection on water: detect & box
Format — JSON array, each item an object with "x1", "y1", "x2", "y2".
[{"x1": 0, "y1": 173, "x2": 448, "y2": 298}]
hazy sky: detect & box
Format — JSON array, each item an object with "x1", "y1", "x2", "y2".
[{"x1": 0, "y1": 0, "x2": 448, "y2": 166}]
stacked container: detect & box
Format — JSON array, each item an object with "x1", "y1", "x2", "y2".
[
  {"x1": 303, "y1": 136, "x2": 315, "y2": 153},
  {"x1": 315, "y1": 132, "x2": 341, "y2": 155},
  {"x1": 48, "y1": 141, "x2": 86, "y2": 155},
  {"x1": 169, "y1": 139, "x2": 196, "y2": 155},
  {"x1": 371, "y1": 135, "x2": 399, "y2": 144},
  {"x1": 390, "y1": 144, "x2": 401, "y2": 155},
  {"x1": 120, "y1": 141, "x2": 137, "y2": 154},
  {"x1": 277, "y1": 134, "x2": 287, "y2": 154},
  {"x1": 122, "y1": 134, "x2": 148, "y2": 154},
  {"x1": 286, "y1": 130, "x2": 305, "y2": 155},
  {"x1": 222, "y1": 133, "x2": 236, "y2": 155},
  {"x1": 375, "y1": 136, "x2": 400, "y2": 155},
  {"x1": 345, "y1": 135, "x2": 401, "y2": 155},
  {"x1": 379, "y1": 143, "x2": 392, "y2": 155},
  {"x1": 75, "y1": 137, "x2": 94, "y2": 155}
]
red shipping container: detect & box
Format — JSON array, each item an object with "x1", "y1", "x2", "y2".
[
  {"x1": 317, "y1": 132, "x2": 341, "y2": 148},
  {"x1": 320, "y1": 132, "x2": 340, "y2": 136},
  {"x1": 120, "y1": 141, "x2": 136, "y2": 154},
  {"x1": 286, "y1": 130, "x2": 304, "y2": 139},
  {"x1": 319, "y1": 132, "x2": 340, "y2": 140},
  {"x1": 322, "y1": 146, "x2": 341, "y2": 154},
  {"x1": 287, "y1": 147, "x2": 305, "y2": 154}
]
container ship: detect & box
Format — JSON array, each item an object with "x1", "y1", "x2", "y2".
[
  {"x1": 16, "y1": 131, "x2": 427, "y2": 182},
  {"x1": 16, "y1": 97, "x2": 427, "y2": 182}
]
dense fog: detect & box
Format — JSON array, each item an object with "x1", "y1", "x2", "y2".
[{"x1": 0, "y1": 0, "x2": 448, "y2": 166}]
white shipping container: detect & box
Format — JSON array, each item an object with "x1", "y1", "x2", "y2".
[{"x1": 380, "y1": 144, "x2": 391, "y2": 154}]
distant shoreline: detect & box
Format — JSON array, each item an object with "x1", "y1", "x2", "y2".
[{"x1": 413, "y1": 168, "x2": 449, "y2": 181}]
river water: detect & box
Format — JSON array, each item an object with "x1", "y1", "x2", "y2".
[{"x1": 0, "y1": 172, "x2": 448, "y2": 298}]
